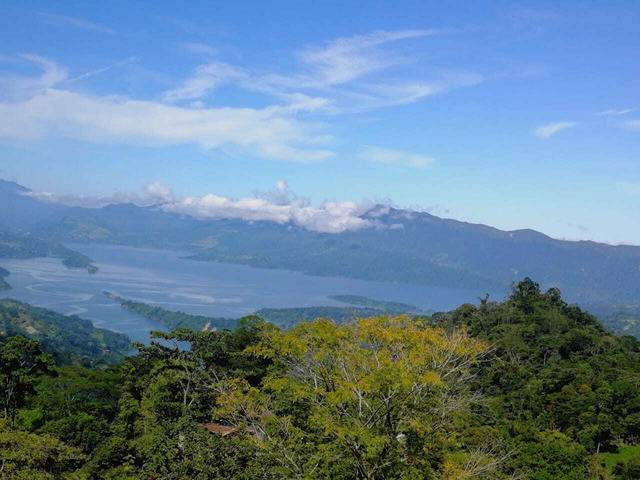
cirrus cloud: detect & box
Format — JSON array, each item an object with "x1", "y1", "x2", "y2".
[{"x1": 534, "y1": 121, "x2": 577, "y2": 139}]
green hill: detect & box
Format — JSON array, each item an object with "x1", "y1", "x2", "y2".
[
  {"x1": 104, "y1": 291, "x2": 237, "y2": 331},
  {"x1": 0, "y1": 232, "x2": 98, "y2": 273},
  {"x1": 0, "y1": 299, "x2": 130, "y2": 364}
]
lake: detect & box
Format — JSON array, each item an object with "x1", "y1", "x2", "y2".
[{"x1": 0, "y1": 244, "x2": 498, "y2": 342}]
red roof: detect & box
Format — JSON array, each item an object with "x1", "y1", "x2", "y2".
[{"x1": 201, "y1": 423, "x2": 238, "y2": 437}]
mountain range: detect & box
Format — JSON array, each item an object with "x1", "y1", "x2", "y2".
[{"x1": 1, "y1": 178, "x2": 639, "y2": 315}]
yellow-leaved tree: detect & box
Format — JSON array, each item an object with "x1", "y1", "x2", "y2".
[{"x1": 216, "y1": 316, "x2": 508, "y2": 479}]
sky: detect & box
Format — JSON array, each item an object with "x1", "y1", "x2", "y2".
[{"x1": 0, "y1": 1, "x2": 639, "y2": 244}]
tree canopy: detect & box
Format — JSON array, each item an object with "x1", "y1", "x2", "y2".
[{"x1": 0, "y1": 279, "x2": 638, "y2": 478}]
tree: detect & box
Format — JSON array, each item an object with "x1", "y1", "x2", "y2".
[
  {"x1": 0, "y1": 336, "x2": 53, "y2": 420},
  {"x1": 216, "y1": 316, "x2": 500, "y2": 479},
  {"x1": 0, "y1": 420, "x2": 84, "y2": 479}
]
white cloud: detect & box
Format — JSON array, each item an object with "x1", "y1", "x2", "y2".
[
  {"x1": 163, "y1": 61, "x2": 246, "y2": 102},
  {"x1": 162, "y1": 29, "x2": 455, "y2": 110},
  {"x1": 534, "y1": 121, "x2": 577, "y2": 139},
  {"x1": 0, "y1": 27, "x2": 484, "y2": 160},
  {"x1": 36, "y1": 12, "x2": 114, "y2": 34},
  {"x1": 144, "y1": 182, "x2": 176, "y2": 203},
  {"x1": 25, "y1": 181, "x2": 176, "y2": 208},
  {"x1": 598, "y1": 108, "x2": 634, "y2": 116},
  {"x1": 170, "y1": 29, "x2": 478, "y2": 112},
  {"x1": 0, "y1": 54, "x2": 68, "y2": 100},
  {"x1": 29, "y1": 181, "x2": 376, "y2": 233},
  {"x1": 359, "y1": 146, "x2": 434, "y2": 169},
  {"x1": 352, "y1": 74, "x2": 483, "y2": 110},
  {"x1": 0, "y1": 55, "x2": 334, "y2": 162},
  {"x1": 295, "y1": 29, "x2": 438, "y2": 87},
  {"x1": 164, "y1": 189, "x2": 373, "y2": 233},
  {"x1": 0, "y1": 88, "x2": 333, "y2": 162}
]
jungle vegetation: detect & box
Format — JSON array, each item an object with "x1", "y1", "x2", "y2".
[{"x1": 0, "y1": 279, "x2": 639, "y2": 479}]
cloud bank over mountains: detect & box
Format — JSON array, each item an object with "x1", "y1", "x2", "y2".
[{"x1": 26, "y1": 181, "x2": 377, "y2": 234}]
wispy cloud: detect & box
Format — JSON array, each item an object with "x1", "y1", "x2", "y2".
[
  {"x1": 598, "y1": 108, "x2": 634, "y2": 116},
  {"x1": 0, "y1": 88, "x2": 333, "y2": 162},
  {"x1": 353, "y1": 73, "x2": 483, "y2": 109},
  {"x1": 36, "y1": 12, "x2": 114, "y2": 34},
  {"x1": 0, "y1": 55, "x2": 335, "y2": 162},
  {"x1": 294, "y1": 29, "x2": 438, "y2": 87},
  {"x1": 26, "y1": 181, "x2": 175, "y2": 208},
  {"x1": 0, "y1": 54, "x2": 68, "y2": 101},
  {"x1": 359, "y1": 146, "x2": 434, "y2": 169},
  {"x1": 534, "y1": 121, "x2": 577, "y2": 139},
  {"x1": 66, "y1": 57, "x2": 138, "y2": 84},
  {"x1": 163, "y1": 61, "x2": 246, "y2": 102},
  {"x1": 0, "y1": 29, "x2": 483, "y2": 162},
  {"x1": 162, "y1": 29, "x2": 479, "y2": 112}
]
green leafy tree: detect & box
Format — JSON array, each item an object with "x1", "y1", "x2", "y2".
[
  {"x1": 0, "y1": 336, "x2": 54, "y2": 419},
  {"x1": 0, "y1": 420, "x2": 84, "y2": 479}
]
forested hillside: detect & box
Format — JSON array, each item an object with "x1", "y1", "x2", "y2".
[
  {"x1": 0, "y1": 299, "x2": 130, "y2": 364},
  {"x1": 1, "y1": 280, "x2": 638, "y2": 479},
  {"x1": 105, "y1": 292, "x2": 422, "y2": 331},
  {"x1": 104, "y1": 291, "x2": 237, "y2": 331},
  {"x1": 0, "y1": 231, "x2": 98, "y2": 273}
]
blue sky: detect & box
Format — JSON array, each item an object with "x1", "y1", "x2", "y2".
[{"x1": 0, "y1": 1, "x2": 639, "y2": 243}]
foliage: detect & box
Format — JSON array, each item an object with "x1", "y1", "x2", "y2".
[
  {"x1": 0, "y1": 420, "x2": 85, "y2": 479},
  {"x1": 0, "y1": 336, "x2": 54, "y2": 419},
  {"x1": 0, "y1": 280, "x2": 638, "y2": 479},
  {"x1": 596, "y1": 445, "x2": 640, "y2": 478},
  {"x1": 329, "y1": 294, "x2": 423, "y2": 313},
  {"x1": 105, "y1": 291, "x2": 416, "y2": 330},
  {"x1": 215, "y1": 316, "x2": 499, "y2": 479},
  {"x1": 434, "y1": 278, "x2": 640, "y2": 477},
  {"x1": 20, "y1": 365, "x2": 123, "y2": 453},
  {"x1": 105, "y1": 291, "x2": 237, "y2": 331},
  {"x1": 255, "y1": 306, "x2": 389, "y2": 328},
  {"x1": 0, "y1": 299, "x2": 131, "y2": 364}
]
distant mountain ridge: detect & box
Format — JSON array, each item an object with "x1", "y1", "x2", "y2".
[{"x1": 1, "y1": 179, "x2": 639, "y2": 311}]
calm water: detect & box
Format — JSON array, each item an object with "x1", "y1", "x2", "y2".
[{"x1": 0, "y1": 244, "x2": 495, "y2": 343}]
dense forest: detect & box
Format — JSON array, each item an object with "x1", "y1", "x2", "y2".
[
  {"x1": 1, "y1": 279, "x2": 639, "y2": 478},
  {"x1": 254, "y1": 305, "x2": 390, "y2": 329},
  {"x1": 0, "y1": 299, "x2": 131, "y2": 364},
  {"x1": 104, "y1": 292, "x2": 238, "y2": 331},
  {"x1": 329, "y1": 294, "x2": 424, "y2": 313},
  {"x1": 105, "y1": 291, "x2": 421, "y2": 330}
]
